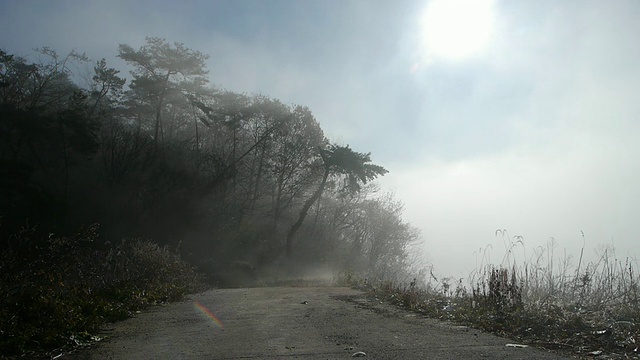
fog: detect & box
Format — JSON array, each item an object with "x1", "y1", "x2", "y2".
[{"x1": 2, "y1": 0, "x2": 638, "y2": 279}]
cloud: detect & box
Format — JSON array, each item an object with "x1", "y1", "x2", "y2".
[
  {"x1": 382, "y1": 128, "x2": 640, "y2": 277},
  {"x1": 380, "y1": 0, "x2": 640, "y2": 277}
]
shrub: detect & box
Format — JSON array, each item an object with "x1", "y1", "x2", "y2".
[{"x1": 0, "y1": 224, "x2": 203, "y2": 358}]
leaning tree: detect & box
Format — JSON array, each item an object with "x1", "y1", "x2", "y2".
[{"x1": 285, "y1": 144, "x2": 388, "y2": 256}]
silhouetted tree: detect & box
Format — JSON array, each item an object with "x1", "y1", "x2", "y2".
[
  {"x1": 269, "y1": 105, "x2": 325, "y2": 227},
  {"x1": 0, "y1": 48, "x2": 98, "y2": 236},
  {"x1": 88, "y1": 58, "x2": 126, "y2": 119},
  {"x1": 118, "y1": 37, "x2": 209, "y2": 149},
  {"x1": 286, "y1": 144, "x2": 387, "y2": 256},
  {"x1": 0, "y1": 41, "x2": 418, "y2": 287}
]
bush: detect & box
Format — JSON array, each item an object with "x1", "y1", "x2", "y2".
[{"x1": 0, "y1": 224, "x2": 203, "y2": 358}]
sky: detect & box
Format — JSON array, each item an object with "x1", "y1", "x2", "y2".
[{"x1": 1, "y1": 0, "x2": 639, "y2": 280}]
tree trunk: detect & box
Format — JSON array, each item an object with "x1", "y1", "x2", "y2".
[
  {"x1": 285, "y1": 163, "x2": 329, "y2": 257},
  {"x1": 250, "y1": 141, "x2": 267, "y2": 212},
  {"x1": 153, "y1": 72, "x2": 172, "y2": 150},
  {"x1": 193, "y1": 105, "x2": 200, "y2": 173}
]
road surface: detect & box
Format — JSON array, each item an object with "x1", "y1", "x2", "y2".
[{"x1": 64, "y1": 287, "x2": 570, "y2": 359}]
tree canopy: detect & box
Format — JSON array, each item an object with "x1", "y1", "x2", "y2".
[{"x1": 0, "y1": 40, "x2": 420, "y2": 283}]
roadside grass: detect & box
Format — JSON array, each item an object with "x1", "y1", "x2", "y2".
[
  {"x1": 339, "y1": 236, "x2": 640, "y2": 359},
  {"x1": 0, "y1": 224, "x2": 204, "y2": 359}
]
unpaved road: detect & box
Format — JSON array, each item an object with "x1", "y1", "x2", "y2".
[{"x1": 65, "y1": 287, "x2": 570, "y2": 359}]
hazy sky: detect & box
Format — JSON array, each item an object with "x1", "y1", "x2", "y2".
[{"x1": 2, "y1": 0, "x2": 638, "y2": 279}]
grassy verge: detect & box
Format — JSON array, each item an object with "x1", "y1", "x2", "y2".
[
  {"x1": 0, "y1": 224, "x2": 204, "y2": 359},
  {"x1": 338, "y1": 246, "x2": 640, "y2": 359}
]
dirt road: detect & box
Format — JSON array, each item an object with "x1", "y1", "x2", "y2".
[{"x1": 65, "y1": 287, "x2": 570, "y2": 359}]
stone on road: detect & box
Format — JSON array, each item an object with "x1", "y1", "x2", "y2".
[{"x1": 66, "y1": 287, "x2": 569, "y2": 359}]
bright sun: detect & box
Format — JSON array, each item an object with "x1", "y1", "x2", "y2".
[{"x1": 420, "y1": 0, "x2": 496, "y2": 61}]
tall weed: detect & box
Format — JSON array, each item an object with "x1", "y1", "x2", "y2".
[{"x1": 364, "y1": 232, "x2": 640, "y2": 357}]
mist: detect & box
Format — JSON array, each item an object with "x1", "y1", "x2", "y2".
[{"x1": 1, "y1": 0, "x2": 639, "y2": 281}]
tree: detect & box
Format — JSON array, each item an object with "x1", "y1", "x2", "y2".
[
  {"x1": 285, "y1": 144, "x2": 388, "y2": 256},
  {"x1": 118, "y1": 37, "x2": 209, "y2": 149},
  {"x1": 360, "y1": 193, "x2": 419, "y2": 278},
  {"x1": 88, "y1": 58, "x2": 126, "y2": 119},
  {"x1": 0, "y1": 50, "x2": 38, "y2": 107},
  {"x1": 269, "y1": 105, "x2": 325, "y2": 227},
  {"x1": 0, "y1": 48, "x2": 98, "y2": 237}
]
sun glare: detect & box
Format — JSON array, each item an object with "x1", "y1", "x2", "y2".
[{"x1": 420, "y1": 0, "x2": 496, "y2": 61}]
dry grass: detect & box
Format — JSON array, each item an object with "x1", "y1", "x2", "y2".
[
  {"x1": 0, "y1": 224, "x2": 204, "y2": 359},
  {"x1": 354, "y1": 232, "x2": 640, "y2": 359}
]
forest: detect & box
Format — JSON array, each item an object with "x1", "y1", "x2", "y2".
[
  {"x1": 0, "y1": 37, "x2": 422, "y2": 356},
  {"x1": 0, "y1": 37, "x2": 420, "y2": 286},
  {"x1": 0, "y1": 38, "x2": 417, "y2": 276}
]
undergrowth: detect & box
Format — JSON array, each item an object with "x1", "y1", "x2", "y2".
[
  {"x1": 343, "y1": 233, "x2": 640, "y2": 359},
  {"x1": 0, "y1": 224, "x2": 204, "y2": 359}
]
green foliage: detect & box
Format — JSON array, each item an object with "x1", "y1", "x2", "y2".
[{"x1": 0, "y1": 224, "x2": 203, "y2": 358}]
